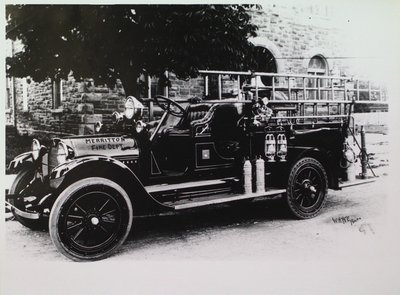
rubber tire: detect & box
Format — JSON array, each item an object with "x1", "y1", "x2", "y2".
[
  {"x1": 286, "y1": 157, "x2": 328, "y2": 219},
  {"x1": 49, "y1": 177, "x2": 133, "y2": 261},
  {"x1": 9, "y1": 167, "x2": 48, "y2": 231}
]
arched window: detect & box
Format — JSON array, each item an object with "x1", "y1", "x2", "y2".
[
  {"x1": 307, "y1": 55, "x2": 328, "y2": 75},
  {"x1": 254, "y1": 46, "x2": 278, "y2": 86},
  {"x1": 307, "y1": 55, "x2": 328, "y2": 99}
]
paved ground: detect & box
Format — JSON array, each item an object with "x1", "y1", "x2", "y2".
[{"x1": 3, "y1": 133, "x2": 398, "y2": 294}]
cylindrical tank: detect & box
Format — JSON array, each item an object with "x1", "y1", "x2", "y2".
[
  {"x1": 347, "y1": 159, "x2": 359, "y2": 181},
  {"x1": 243, "y1": 159, "x2": 252, "y2": 194},
  {"x1": 345, "y1": 136, "x2": 358, "y2": 181},
  {"x1": 256, "y1": 156, "x2": 265, "y2": 193}
]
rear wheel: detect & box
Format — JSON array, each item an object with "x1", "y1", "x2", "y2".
[
  {"x1": 9, "y1": 167, "x2": 48, "y2": 230},
  {"x1": 49, "y1": 177, "x2": 133, "y2": 261},
  {"x1": 286, "y1": 157, "x2": 328, "y2": 219}
]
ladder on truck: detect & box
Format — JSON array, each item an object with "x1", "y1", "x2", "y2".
[
  {"x1": 198, "y1": 70, "x2": 388, "y2": 128},
  {"x1": 139, "y1": 70, "x2": 386, "y2": 209}
]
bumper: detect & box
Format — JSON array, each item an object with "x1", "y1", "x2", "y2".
[
  {"x1": 5, "y1": 201, "x2": 40, "y2": 220},
  {"x1": 6, "y1": 189, "x2": 52, "y2": 221}
]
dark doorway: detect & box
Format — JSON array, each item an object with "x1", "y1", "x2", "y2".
[{"x1": 254, "y1": 46, "x2": 278, "y2": 87}]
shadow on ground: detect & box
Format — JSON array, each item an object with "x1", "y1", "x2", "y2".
[{"x1": 127, "y1": 198, "x2": 297, "y2": 241}]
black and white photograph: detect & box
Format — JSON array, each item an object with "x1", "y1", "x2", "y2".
[{"x1": 1, "y1": 1, "x2": 399, "y2": 294}]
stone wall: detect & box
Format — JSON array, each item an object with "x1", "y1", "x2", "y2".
[
  {"x1": 168, "y1": 73, "x2": 204, "y2": 99},
  {"x1": 13, "y1": 76, "x2": 127, "y2": 137},
  {"x1": 250, "y1": 4, "x2": 349, "y2": 75},
  {"x1": 168, "y1": 73, "x2": 238, "y2": 99}
]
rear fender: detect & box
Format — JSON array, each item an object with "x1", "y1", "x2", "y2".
[{"x1": 50, "y1": 156, "x2": 169, "y2": 214}]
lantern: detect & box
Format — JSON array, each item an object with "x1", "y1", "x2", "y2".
[
  {"x1": 264, "y1": 134, "x2": 276, "y2": 162},
  {"x1": 276, "y1": 134, "x2": 287, "y2": 161}
]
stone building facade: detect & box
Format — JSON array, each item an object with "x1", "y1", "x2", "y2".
[{"x1": 6, "y1": 4, "x2": 363, "y2": 137}]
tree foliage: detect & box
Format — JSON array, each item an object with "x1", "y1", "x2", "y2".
[{"x1": 6, "y1": 5, "x2": 260, "y2": 96}]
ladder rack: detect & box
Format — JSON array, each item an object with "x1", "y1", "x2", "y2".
[
  {"x1": 197, "y1": 70, "x2": 387, "y2": 126},
  {"x1": 198, "y1": 70, "x2": 387, "y2": 104},
  {"x1": 141, "y1": 70, "x2": 387, "y2": 122}
]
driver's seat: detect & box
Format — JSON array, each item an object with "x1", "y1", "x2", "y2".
[{"x1": 178, "y1": 103, "x2": 212, "y2": 129}]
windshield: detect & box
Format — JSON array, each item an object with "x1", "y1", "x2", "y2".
[
  {"x1": 165, "y1": 102, "x2": 189, "y2": 127},
  {"x1": 147, "y1": 102, "x2": 189, "y2": 140},
  {"x1": 164, "y1": 113, "x2": 182, "y2": 127}
]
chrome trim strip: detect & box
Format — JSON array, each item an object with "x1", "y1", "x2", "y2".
[
  {"x1": 38, "y1": 193, "x2": 52, "y2": 206},
  {"x1": 173, "y1": 188, "x2": 287, "y2": 210},
  {"x1": 150, "y1": 111, "x2": 168, "y2": 142},
  {"x1": 150, "y1": 151, "x2": 162, "y2": 175}
]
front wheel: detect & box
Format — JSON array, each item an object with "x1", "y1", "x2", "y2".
[
  {"x1": 286, "y1": 157, "x2": 328, "y2": 219},
  {"x1": 49, "y1": 177, "x2": 133, "y2": 261},
  {"x1": 9, "y1": 167, "x2": 48, "y2": 230}
]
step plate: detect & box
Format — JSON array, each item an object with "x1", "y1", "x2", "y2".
[{"x1": 165, "y1": 188, "x2": 286, "y2": 210}]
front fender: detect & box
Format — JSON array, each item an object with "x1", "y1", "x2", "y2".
[
  {"x1": 8, "y1": 152, "x2": 34, "y2": 173},
  {"x1": 49, "y1": 155, "x2": 169, "y2": 214}
]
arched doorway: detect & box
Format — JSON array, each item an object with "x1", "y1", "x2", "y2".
[{"x1": 253, "y1": 46, "x2": 278, "y2": 87}]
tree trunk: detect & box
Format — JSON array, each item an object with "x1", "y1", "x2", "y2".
[{"x1": 120, "y1": 68, "x2": 141, "y2": 98}]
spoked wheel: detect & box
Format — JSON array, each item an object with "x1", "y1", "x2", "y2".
[
  {"x1": 49, "y1": 177, "x2": 133, "y2": 261},
  {"x1": 286, "y1": 157, "x2": 328, "y2": 219},
  {"x1": 9, "y1": 167, "x2": 48, "y2": 230}
]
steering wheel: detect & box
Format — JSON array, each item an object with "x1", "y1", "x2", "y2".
[{"x1": 154, "y1": 95, "x2": 186, "y2": 117}]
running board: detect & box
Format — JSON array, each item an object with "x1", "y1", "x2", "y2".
[
  {"x1": 145, "y1": 177, "x2": 239, "y2": 194},
  {"x1": 338, "y1": 178, "x2": 376, "y2": 189},
  {"x1": 164, "y1": 188, "x2": 286, "y2": 210}
]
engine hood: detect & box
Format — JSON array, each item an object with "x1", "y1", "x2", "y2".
[{"x1": 61, "y1": 134, "x2": 139, "y2": 158}]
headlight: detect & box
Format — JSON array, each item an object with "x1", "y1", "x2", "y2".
[
  {"x1": 124, "y1": 96, "x2": 144, "y2": 120},
  {"x1": 124, "y1": 98, "x2": 135, "y2": 119},
  {"x1": 125, "y1": 107, "x2": 134, "y2": 119},
  {"x1": 136, "y1": 121, "x2": 145, "y2": 133},
  {"x1": 111, "y1": 111, "x2": 123, "y2": 123},
  {"x1": 56, "y1": 142, "x2": 73, "y2": 164},
  {"x1": 95, "y1": 121, "x2": 103, "y2": 133},
  {"x1": 31, "y1": 139, "x2": 40, "y2": 160}
]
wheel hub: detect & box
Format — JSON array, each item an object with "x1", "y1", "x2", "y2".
[
  {"x1": 302, "y1": 180, "x2": 311, "y2": 189},
  {"x1": 302, "y1": 180, "x2": 317, "y2": 196},
  {"x1": 91, "y1": 217, "x2": 100, "y2": 225},
  {"x1": 83, "y1": 212, "x2": 102, "y2": 229}
]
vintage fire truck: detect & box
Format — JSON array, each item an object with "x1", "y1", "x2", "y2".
[{"x1": 6, "y1": 70, "x2": 384, "y2": 261}]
